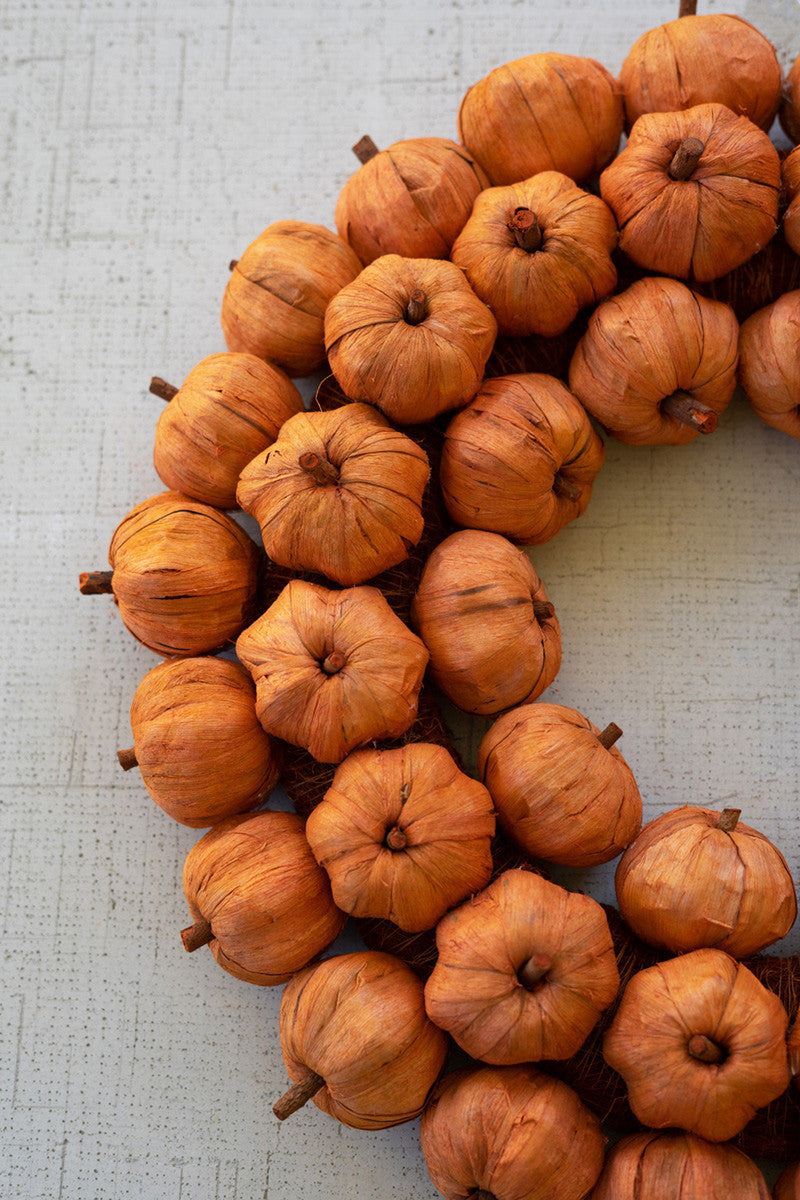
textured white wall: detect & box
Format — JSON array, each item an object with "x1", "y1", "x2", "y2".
[{"x1": 3, "y1": 0, "x2": 800, "y2": 1196}]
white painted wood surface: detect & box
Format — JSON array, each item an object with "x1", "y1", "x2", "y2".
[{"x1": 3, "y1": 0, "x2": 800, "y2": 1195}]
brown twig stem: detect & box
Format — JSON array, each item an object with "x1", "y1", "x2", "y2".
[
  {"x1": 518, "y1": 953, "x2": 553, "y2": 990},
  {"x1": 229, "y1": 258, "x2": 238, "y2": 271},
  {"x1": 298, "y1": 451, "x2": 340, "y2": 485},
  {"x1": 181, "y1": 918, "x2": 213, "y2": 952},
  {"x1": 353, "y1": 135, "x2": 380, "y2": 164},
  {"x1": 79, "y1": 571, "x2": 113, "y2": 595},
  {"x1": 117, "y1": 748, "x2": 138, "y2": 771},
  {"x1": 532, "y1": 600, "x2": 555, "y2": 622},
  {"x1": 553, "y1": 474, "x2": 582, "y2": 503},
  {"x1": 668, "y1": 137, "x2": 705, "y2": 181},
  {"x1": 273, "y1": 1071, "x2": 326, "y2": 1120},
  {"x1": 149, "y1": 377, "x2": 179, "y2": 402},
  {"x1": 598, "y1": 723, "x2": 623, "y2": 750},
  {"x1": 508, "y1": 206, "x2": 542, "y2": 251},
  {"x1": 716, "y1": 808, "x2": 741, "y2": 833},
  {"x1": 661, "y1": 390, "x2": 718, "y2": 433},
  {"x1": 678, "y1": 0, "x2": 698, "y2": 15},
  {"x1": 385, "y1": 826, "x2": 408, "y2": 851},
  {"x1": 405, "y1": 288, "x2": 427, "y2": 325},
  {"x1": 322, "y1": 650, "x2": 346, "y2": 675},
  {"x1": 471, "y1": 1193, "x2": 498, "y2": 1200},
  {"x1": 688, "y1": 1034, "x2": 725, "y2": 1064}
]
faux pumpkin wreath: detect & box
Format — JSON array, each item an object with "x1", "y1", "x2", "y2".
[{"x1": 80, "y1": 0, "x2": 800, "y2": 1194}]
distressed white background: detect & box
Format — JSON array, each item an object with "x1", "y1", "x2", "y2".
[{"x1": 3, "y1": 0, "x2": 800, "y2": 1195}]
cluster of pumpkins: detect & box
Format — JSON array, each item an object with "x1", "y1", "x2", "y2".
[{"x1": 80, "y1": 3, "x2": 800, "y2": 1196}]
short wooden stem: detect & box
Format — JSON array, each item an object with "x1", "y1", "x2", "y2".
[
  {"x1": 661, "y1": 390, "x2": 718, "y2": 433},
  {"x1": 532, "y1": 601, "x2": 555, "y2": 623},
  {"x1": 716, "y1": 808, "x2": 741, "y2": 833},
  {"x1": 273, "y1": 1071, "x2": 325, "y2": 1120},
  {"x1": 518, "y1": 953, "x2": 552, "y2": 990},
  {"x1": 668, "y1": 137, "x2": 705, "y2": 181},
  {"x1": 508, "y1": 206, "x2": 542, "y2": 251},
  {"x1": 353, "y1": 135, "x2": 379, "y2": 164},
  {"x1": 117, "y1": 748, "x2": 138, "y2": 771},
  {"x1": 405, "y1": 288, "x2": 427, "y2": 325},
  {"x1": 79, "y1": 571, "x2": 113, "y2": 595},
  {"x1": 385, "y1": 826, "x2": 408, "y2": 851},
  {"x1": 678, "y1": 0, "x2": 697, "y2": 16},
  {"x1": 181, "y1": 918, "x2": 213, "y2": 952},
  {"x1": 322, "y1": 651, "x2": 346, "y2": 675},
  {"x1": 298, "y1": 451, "x2": 340, "y2": 485},
  {"x1": 688, "y1": 1034, "x2": 725, "y2": 1064},
  {"x1": 229, "y1": 258, "x2": 238, "y2": 271},
  {"x1": 553, "y1": 474, "x2": 582, "y2": 503},
  {"x1": 598, "y1": 723, "x2": 623, "y2": 750},
  {"x1": 149, "y1": 377, "x2": 179, "y2": 402},
  {"x1": 471, "y1": 1192, "x2": 498, "y2": 1200}
]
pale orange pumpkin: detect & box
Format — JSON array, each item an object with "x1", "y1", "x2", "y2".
[
  {"x1": 783, "y1": 150, "x2": 800, "y2": 258},
  {"x1": 588, "y1": 1131, "x2": 770, "y2": 1200}
]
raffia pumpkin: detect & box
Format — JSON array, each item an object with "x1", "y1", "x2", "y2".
[
  {"x1": 324, "y1": 255, "x2": 497, "y2": 424},
  {"x1": 783, "y1": 151, "x2": 800, "y2": 258},
  {"x1": 425, "y1": 870, "x2": 619, "y2": 1063},
  {"x1": 305, "y1": 742, "x2": 495, "y2": 932},
  {"x1": 739, "y1": 290, "x2": 800, "y2": 440},
  {"x1": 615, "y1": 805, "x2": 796, "y2": 958},
  {"x1": 458, "y1": 53, "x2": 623, "y2": 187},
  {"x1": 619, "y1": 14, "x2": 781, "y2": 132},
  {"x1": 478, "y1": 702, "x2": 641, "y2": 867},
  {"x1": 440, "y1": 373, "x2": 605, "y2": 543},
  {"x1": 79, "y1": 490, "x2": 259, "y2": 656},
  {"x1": 411, "y1": 530, "x2": 561, "y2": 715},
  {"x1": 151, "y1": 352, "x2": 303, "y2": 509},
  {"x1": 600, "y1": 102, "x2": 780, "y2": 282},
  {"x1": 221, "y1": 220, "x2": 361, "y2": 376},
  {"x1": 237, "y1": 402, "x2": 430, "y2": 586},
  {"x1": 120, "y1": 656, "x2": 280, "y2": 828},
  {"x1": 781, "y1": 53, "x2": 800, "y2": 145},
  {"x1": 588, "y1": 1131, "x2": 770, "y2": 1200},
  {"x1": 569, "y1": 277, "x2": 738, "y2": 445},
  {"x1": 273, "y1": 950, "x2": 447, "y2": 1129},
  {"x1": 420, "y1": 1065, "x2": 606, "y2": 1200},
  {"x1": 450, "y1": 171, "x2": 617, "y2": 338},
  {"x1": 603, "y1": 948, "x2": 791, "y2": 1142},
  {"x1": 775, "y1": 1162, "x2": 800, "y2": 1200},
  {"x1": 335, "y1": 136, "x2": 488, "y2": 264},
  {"x1": 180, "y1": 809, "x2": 345, "y2": 985},
  {"x1": 236, "y1": 580, "x2": 429, "y2": 764}
]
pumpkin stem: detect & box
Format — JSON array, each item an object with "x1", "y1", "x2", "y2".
[
  {"x1": 688, "y1": 1034, "x2": 726, "y2": 1064},
  {"x1": 322, "y1": 650, "x2": 346, "y2": 675},
  {"x1": 678, "y1": 0, "x2": 697, "y2": 15},
  {"x1": 553, "y1": 473, "x2": 582, "y2": 503},
  {"x1": 508, "y1": 206, "x2": 542, "y2": 252},
  {"x1": 229, "y1": 259, "x2": 238, "y2": 271},
  {"x1": 385, "y1": 826, "x2": 408, "y2": 851},
  {"x1": 405, "y1": 288, "x2": 428, "y2": 325},
  {"x1": 668, "y1": 137, "x2": 705, "y2": 181},
  {"x1": 533, "y1": 600, "x2": 555, "y2": 622},
  {"x1": 518, "y1": 953, "x2": 553, "y2": 990},
  {"x1": 716, "y1": 808, "x2": 741, "y2": 833},
  {"x1": 597, "y1": 723, "x2": 623, "y2": 750},
  {"x1": 299, "y1": 451, "x2": 340, "y2": 485},
  {"x1": 117, "y1": 747, "x2": 138, "y2": 771},
  {"x1": 471, "y1": 1193, "x2": 498, "y2": 1200},
  {"x1": 181, "y1": 918, "x2": 213, "y2": 952},
  {"x1": 149, "y1": 376, "x2": 179, "y2": 402},
  {"x1": 273, "y1": 1070, "x2": 326, "y2": 1120},
  {"x1": 352, "y1": 134, "x2": 379, "y2": 164},
  {"x1": 79, "y1": 570, "x2": 114, "y2": 595},
  {"x1": 661, "y1": 390, "x2": 718, "y2": 433}
]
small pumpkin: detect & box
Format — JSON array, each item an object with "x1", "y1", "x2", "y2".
[
  {"x1": 738, "y1": 289, "x2": 800, "y2": 440},
  {"x1": 615, "y1": 805, "x2": 797, "y2": 958},
  {"x1": 236, "y1": 580, "x2": 429, "y2": 764},
  {"x1": 424, "y1": 869, "x2": 620, "y2": 1063},
  {"x1": 775, "y1": 1162, "x2": 800, "y2": 1200},
  {"x1": 619, "y1": 14, "x2": 781, "y2": 133},
  {"x1": 440, "y1": 373, "x2": 605, "y2": 542},
  {"x1": 221, "y1": 220, "x2": 361, "y2": 376},
  {"x1": 588, "y1": 1130, "x2": 770, "y2": 1200},
  {"x1": 478, "y1": 702, "x2": 641, "y2": 867},
  {"x1": 411, "y1": 529, "x2": 561, "y2": 715},
  {"x1": 569, "y1": 277, "x2": 738, "y2": 445},
  {"x1": 324, "y1": 255, "x2": 497, "y2": 424},
  {"x1": 600, "y1": 102, "x2": 780, "y2": 282},
  {"x1": 783, "y1": 150, "x2": 800, "y2": 258},
  {"x1": 151, "y1": 352, "x2": 303, "y2": 509},
  {"x1": 335, "y1": 135, "x2": 488, "y2": 264},
  {"x1": 119, "y1": 656, "x2": 280, "y2": 828},
  {"x1": 273, "y1": 950, "x2": 447, "y2": 1129},
  {"x1": 450, "y1": 171, "x2": 617, "y2": 338},
  {"x1": 420, "y1": 1064, "x2": 606, "y2": 1200},
  {"x1": 180, "y1": 809, "x2": 345, "y2": 985},
  {"x1": 237, "y1": 402, "x2": 430, "y2": 586},
  {"x1": 603, "y1": 948, "x2": 791, "y2": 1142},
  {"x1": 78, "y1": 490, "x2": 259, "y2": 656},
  {"x1": 305, "y1": 742, "x2": 495, "y2": 933},
  {"x1": 458, "y1": 52, "x2": 623, "y2": 186},
  {"x1": 781, "y1": 53, "x2": 800, "y2": 145}
]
